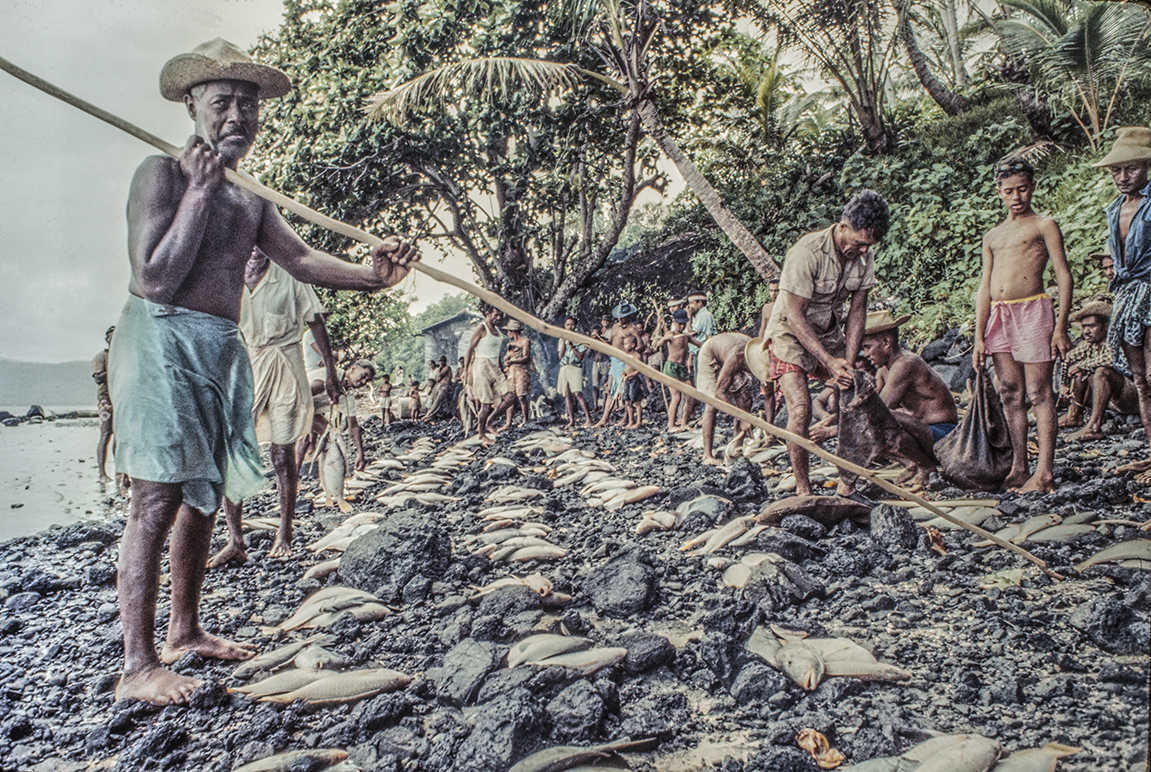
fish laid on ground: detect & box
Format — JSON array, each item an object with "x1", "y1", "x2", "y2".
[
  {"x1": 721, "y1": 553, "x2": 785, "y2": 588},
  {"x1": 581, "y1": 477, "x2": 636, "y2": 496},
  {"x1": 367, "y1": 459, "x2": 405, "y2": 471},
  {"x1": 728, "y1": 524, "x2": 767, "y2": 548},
  {"x1": 261, "y1": 668, "x2": 413, "y2": 705},
  {"x1": 508, "y1": 739, "x2": 656, "y2": 772},
  {"x1": 309, "y1": 522, "x2": 379, "y2": 553},
  {"x1": 233, "y1": 634, "x2": 334, "y2": 680},
  {"x1": 604, "y1": 485, "x2": 662, "y2": 510},
  {"x1": 1075, "y1": 539, "x2": 1151, "y2": 572},
  {"x1": 380, "y1": 481, "x2": 444, "y2": 496},
  {"x1": 506, "y1": 545, "x2": 567, "y2": 562},
  {"x1": 230, "y1": 668, "x2": 327, "y2": 698},
  {"x1": 232, "y1": 748, "x2": 349, "y2": 772},
  {"x1": 746, "y1": 625, "x2": 910, "y2": 691},
  {"x1": 486, "y1": 486, "x2": 546, "y2": 504},
  {"x1": 1021, "y1": 524, "x2": 1095, "y2": 543},
  {"x1": 480, "y1": 505, "x2": 545, "y2": 521},
  {"x1": 843, "y1": 734, "x2": 1003, "y2": 772},
  {"x1": 688, "y1": 516, "x2": 755, "y2": 555},
  {"x1": 991, "y1": 742, "x2": 1079, "y2": 771},
  {"x1": 241, "y1": 517, "x2": 281, "y2": 532},
  {"x1": 528, "y1": 646, "x2": 628, "y2": 676},
  {"x1": 277, "y1": 587, "x2": 380, "y2": 631},
  {"x1": 470, "y1": 573, "x2": 554, "y2": 599},
  {"x1": 507, "y1": 633, "x2": 591, "y2": 667},
  {"x1": 757, "y1": 495, "x2": 871, "y2": 528},
  {"x1": 320, "y1": 433, "x2": 352, "y2": 514},
  {"x1": 294, "y1": 644, "x2": 353, "y2": 671},
  {"x1": 921, "y1": 506, "x2": 1001, "y2": 531},
  {"x1": 298, "y1": 602, "x2": 393, "y2": 630}
]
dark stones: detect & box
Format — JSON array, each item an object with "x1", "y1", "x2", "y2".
[
  {"x1": 730, "y1": 662, "x2": 788, "y2": 704},
  {"x1": 545, "y1": 679, "x2": 605, "y2": 739},
  {"x1": 338, "y1": 512, "x2": 452, "y2": 602},
  {"x1": 722, "y1": 458, "x2": 765, "y2": 502},
  {"x1": 780, "y1": 515, "x2": 828, "y2": 542},
  {"x1": 744, "y1": 745, "x2": 821, "y2": 771},
  {"x1": 54, "y1": 520, "x2": 120, "y2": 548},
  {"x1": 452, "y1": 688, "x2": 541, "y2": 772},
  {"x1": 476, "y1": 586, "x2": 540, "y2": 619},
  {"x1": 583, "y1": 553, "x2": 656, "y2": 618},
  {"x1": 3, "y1": 592, "x2": 41, "y2": 611},
  {"x1": 753, "y1": 528, "x2": 824, "y2": 562},
  {"x1": 869, "y1": 504, "x2": 920, "y2": 551},
  {"x1": 739, "y1": 557, "x2": 824, "y2": 613},
  {"x1": 1069, "y1": 597, "x2": 1150, "y2": 655},
  {"x1": 430, "y1": 639, "x2": 503, "y2": 706},
  {"x1": 620, "y1": 632, "x2": 673, "y2": 674}
]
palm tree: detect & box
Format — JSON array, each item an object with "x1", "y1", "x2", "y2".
[
  {"x1": 992, "y1": 0, "x2": 1151, "y2": 150},
  {"x1": 367, "y1": 0, "x2": 781, "y2": 284},
  {"x1": 895, "y1": 0, "x2": 970, "y2": 115}
]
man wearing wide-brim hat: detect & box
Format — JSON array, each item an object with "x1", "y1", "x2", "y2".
[
  {"x1": 592, "y1": 302, "x2": 641, "y2": 426},
  {"x1": 108, "y1": 39, "x2": 420, "y2": 707},
  {"x1": 1095, "y1": 126, "x2": 1151, "y2": 480},
  {"x1": 1061, "y1": 299, "x2": 1138, "y2": 442},
  {"x1": 500, "y1": 318, "x2": 533, "y2": 428}
]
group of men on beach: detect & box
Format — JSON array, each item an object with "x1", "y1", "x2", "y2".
[{"x1": 94, "y1": 36, "x2": 1151, "y2": 708}]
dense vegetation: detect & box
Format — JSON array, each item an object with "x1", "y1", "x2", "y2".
[{"x1": 250, "y1": 0, "x2": 1151, "y2": 353}]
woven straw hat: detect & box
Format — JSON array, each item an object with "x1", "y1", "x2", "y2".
[
  {"x1": 864, "y1": 309, "x2": 911, "y2": 335},
  {"x1": 160, "y1": 39, "x2": 291, "y2": 102},
  {"x1": 1071, "y1": 300, "x2": 1112, "y2": 323},
  {"x1": 1094, "y1": 127, "x2": 1151, "y2": 168},
  {"x1": 745, "y1": 337, "x2": 771, "y2": 382}
]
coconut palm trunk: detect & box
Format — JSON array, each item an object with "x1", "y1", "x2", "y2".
[{"x1": 896, "y1": 0, "x2": 969, "y2": 115}]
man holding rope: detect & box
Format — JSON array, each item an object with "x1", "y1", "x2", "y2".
[
  {"x1": 762, "y1": 190, "x2": 887, "y2": 496},
  {"x1": 108, "y1": 39, "x2": 417, "y2": 706}
]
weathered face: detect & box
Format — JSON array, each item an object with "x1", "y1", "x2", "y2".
[
  {"x1": 861, "y1": 334, "x2": 891, "y2": 368},
  {"x1": 623, "y1": 335, "x2": 637, "y2": 352},
  {"x1": 486, "y1": 308, "x2": 503, "y2": 325},
  {"x1": 185, "y1": 80, "x2": 259, "y2": 164},
  {"x1": 1110, "y1": 161, "x2": 1149, "y2": 196},
  {"x1": 997, "y1": 173, "x2": 1034, "y2": 216},
  {"x1": 1102, "y1": 256, "x2": 1115, "y2": 282},
  {"x1": 1080, "y1": 315, "x2": 1107, "y2": 343},
  {"x1": 837, "y1": 222, "x2": 879, "y2": 261},
  {"x1": 768, "y1": 282, "x2": 779, "y2": 301}
]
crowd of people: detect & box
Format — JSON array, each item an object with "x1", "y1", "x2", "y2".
[{"x1": 89, "y1": 38, "x2": 1151, "y2": 707}]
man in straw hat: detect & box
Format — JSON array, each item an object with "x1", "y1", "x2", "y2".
[
  {"x1": 592, "y1": 301, "x2": 641, "y2": 427},
  {"x1": 108, "y1": 39, "x2": 418, "y2": 706},
  {"x1": 1060, "y1": 299, "x2": 1138, "y2": 442},
  {"x1": 500, "y1": 318, "x2": 532, "y2": 429},
  {"x1": 1095, "y1": 127, "x2": 1151, "y2": 481},
  {"x1": 761, "y1": 190, "x2": 887, "y2": 496}
]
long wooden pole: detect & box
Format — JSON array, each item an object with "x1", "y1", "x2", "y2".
[{"x1": 0, "y1": 55, "x2": 1062, "y2": 579}]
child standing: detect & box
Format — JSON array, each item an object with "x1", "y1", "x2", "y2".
[
  {"x1": 974, "y1": 157, "x2": 1073, "y2": 492},
  {"x1": 651, "y1": 309, "x2": 701, "y2": 431},
  {"x1": 620, "y1": 336, "x2": 647, "y2": 429}
]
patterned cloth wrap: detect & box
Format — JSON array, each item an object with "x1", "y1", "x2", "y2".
[{"x1": 1109, "y1": 279, "x2": 1151, "y2": 377}]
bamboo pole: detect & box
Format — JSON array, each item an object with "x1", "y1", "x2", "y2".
[{"x1": 0, "y1": 55, "x2": 1063, "y2": 579}]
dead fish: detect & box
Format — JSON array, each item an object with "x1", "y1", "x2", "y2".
[
  {"x1": 230, "y1": 668, "x2": 326, "y2": 697},
  {"x1": 380, "y1": 481, "x2": 443, "y2": 496},
  {"x1": 299, "y1": 602, "x2": 393, "y2": 630},
  {"x1": 479, "y1": 504, "x2": 545, "y2": 519},
  {"x1": 262, "y1": 668, "x2": 413, "y2": 705},
  {"x1": 728, "y1": 524, "x2": 767, "y2": 548},
  {"x1": 241, "y1": 517, "x2": 281, "y2": 532},
  {"x1": 507, "y1": 633, "x2": 591, "y2": 667},
  {"x1": 477, "y1": 535, "x2": 555, "y2": 554},
  {"x1": 693, "y1": 516, "x2": 754, "y2": 555},
  {"x1": 746, "y1": 626, "x2": 910, "y2": 691},
  {"x1": 233, "y1": 634, "x2": 334, "y2": 680},
  {"x1": 1022, "y1": 524, "x2": 1095, "y2": 543},
  {"x1": 309, "y1": 523, "x2": 378, "y2": 553},
  {"x1": 680, "y1": 528, "x2": 716, "y2": 552},
  {"x1": 508, "y1": 739, "x2": 655, "y2": 772},
  {"x1": 1075, "y1": 539, "x2": 1151, "y2": 572},
  {"x1": 636, "y1": 518, "x2": 669, "y2": 535},
  {"x1": 232, "y1": 748, "x2": 349, "y2": 772},
  {"x1": 580, "y1": 477, "x2": 636, "y2": 497},
  {"x1": 643, "y1": 510, "x2": 677, "y2": 529},
  {"x1": 757, "y1": 495, "x2": 870, "y2": 527},
  {"x1": 912, "y1": 734, "x2": 1001, "y2": 772},
  {"x1": 1011, "y1": 514, "x2": 1064, "y2": 543},
  {"x1": 922, "y1": 506, "x2": 1001, "y2": 531},
  {"x1": 367, "y1": 459, "x2": 404, "y2": 470},
  {"x1": 486, "y1": 486, "x2": 546, "y2": 504},
  {"x1": 604, "y1": 485, "x2": 662, "y2": 510},
  {"x1": 319, "y1": 433, "x2": 352, "y2": 514},
  {"x1": 508, "y1": 545, "x2": 567, "y2": 562},
  {"x1": 992, "y1": 742, "x2": 1079, "y2": 771},
  {"x1": 528, "y1": 646, "x2": 628, "y2": 675},
  {"x1": 294, "y1": 644, "x2": 353, "y2": 671}
]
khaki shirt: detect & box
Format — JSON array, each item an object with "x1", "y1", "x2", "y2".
[
  {"x1": 240, "y1": 262, "x2": 326, "y2": 350},
  {"x1": 766, "y1": 225, "x2": 875, "y2": 371}
]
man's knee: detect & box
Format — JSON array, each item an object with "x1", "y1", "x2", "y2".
[
  {"x1": 1026, "y1": 381, "x2": 1053, "y2": 407},
  {"x1": 999, "y1": 380, "x2": 1025, "y2": 407}
]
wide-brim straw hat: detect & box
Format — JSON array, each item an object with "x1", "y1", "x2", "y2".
[
  {"x1": 865, "y1": 309, "x2": 911, "y2": 336},
  {"x1": 160, "y1": 38, "x2": 292, "y2": 102},
  {"x1": 745, "y1": 337, "x2": 771, "y2": 382},
  {"x1": 1071, "y1": 300, "x2": 1112, "y2": 322},
  {"x1": 1094, "y1": 127, "x2": 1151, "y2": 168}
]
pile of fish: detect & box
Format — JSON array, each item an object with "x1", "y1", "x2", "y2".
[
  {"x1": 464, "y1": 520, "x2": 567, "y2": 563},
  {"x1": 505, "y1": 633, "x2": 628, "y2": 676},
  {"x1": 546, "y1": 446, "x2": 663, "y2": 511},
  {"x1": 842, "y1": 733, "x2": 1079, "y2": 771},
  {"x1": 263, "y1": 586, "x2": 392, "y2": 634},
  {"x1": 468, "y1": 572, "x2": 571, "y2": 606}
]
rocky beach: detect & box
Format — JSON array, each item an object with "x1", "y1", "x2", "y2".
[{"x1": 0, "y1": 410, "x2": 1148, "y2": 771}]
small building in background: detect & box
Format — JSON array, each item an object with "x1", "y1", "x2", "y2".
[{"x1": 419, "y1": 310, "x2": 483, "y2": 366}]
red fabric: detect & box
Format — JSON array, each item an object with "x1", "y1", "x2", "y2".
[{"x1": 767, "y1": 341, "x2": 831, "y2": 381}]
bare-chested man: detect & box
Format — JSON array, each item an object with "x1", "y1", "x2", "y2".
[
  {"x1": 763, "y1": 190, "x2": 887, "y2": 496},
  {"x1": 92, "y1": 325, "x2": 116, "y2": 483},
  {"x1": 1095, "y1": 128, "x2": 1151, "y2": 482},
  {"x1": 108, "y1": 40, "x2": 417, "y2": 705},
  {"x1": 592, "y1": 303, "x2": 641, "y2": 428},
  {"x1": 651, "y1": 309, "x2": 700, "y2": 431},
  {"x1": 698, "y1": 332, "x2": 757, "y2": 465},
  {"x1": 974, "y1": 157, "x2": 1072, "y2": 492}
]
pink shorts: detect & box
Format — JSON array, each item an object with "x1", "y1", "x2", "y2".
[{"x1": 984, "y1": 294, "x2": 1054, "y2": 363}]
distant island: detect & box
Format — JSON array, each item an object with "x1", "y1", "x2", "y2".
[{"x1": 0, "y1": 357, "x2": 95, "y2": 410}]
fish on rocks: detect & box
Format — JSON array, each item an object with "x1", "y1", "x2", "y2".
[
  {"x1": 526, "y1": 646, "x2": 628, "y2": 676},
  {"x1": 843, "y1": 733, "x2": 1003, "y2": 772},
  {"x1": 486, "y1": 485, "x2": 547, "y2": 504},
  {"x1": 230, "y1": 668, "x2": 328, "y2": 698},
  {"x1": 319, "y1": 431, "x2": 353, "y2": 513},
  {"x1": 1075, "y1": 539, "x2": 1151, "y2": 572},
  {"x1": 507, "y1": 738, "x2": 656, "y2": 772},
  {"x1": 275, "y1": 587, "x2": 382, "y2": 632},
  {"x1": 507, "y1": 633, "x2": 592, "y2": 667},
  {"x1": 294, "y1": 644, "x2": 353, "y2": 671},
  {"x1": 992, "y1": 742, "x2": 1079, "y2": 771},
  {"x1": 232, "y1": 748, "x2": 349, "y2": 772},
  {"x1": 746, "y1": 625, "x2": 910, "y2": 691},
  {"x1": 756, "y1": 495, "x2": 870, "y2": 528},
  {"x1": 469, "y1": 572, "x2": 554, "y2": 599},
  {"x1": 260, "y1": 667, "x2": 413, "y2": 705},
  {"x1": 233, "y1": 634, "x2": 335, "y2": 680}
]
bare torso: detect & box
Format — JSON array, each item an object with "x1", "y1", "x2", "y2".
[
  {"x1": 984, "y1": 213, "x2": 1052, "y2": 301},
  {"x1": 879, "y1": 351, "x2": 957, "y2": 425},
  {"x1": 665, "y1": 334, "x2": 690, "y2": 364},
  {"x1": 128, "y1": 156, "x2": 267, "y2": 321},
  {"x1": 1117, "y1": 195, "x2": 1145, "y2": 257}
]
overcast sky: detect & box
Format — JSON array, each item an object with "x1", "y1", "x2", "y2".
[{"x1": 0, "y1": 0, "x2": 476, "y2": 363}]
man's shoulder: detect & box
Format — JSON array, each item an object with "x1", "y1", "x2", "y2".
[
  {"x1": 91, "y1": 350, "x2": 108, "y2": 370},
  {"x1": 783, "y1": 227, "x2": 833, "y2": 267}
]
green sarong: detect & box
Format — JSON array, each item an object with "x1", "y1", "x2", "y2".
[
  {"x1": 109, "y1": 295, "x2": 265, "y2": 513},
  {"x1": 662, "y1": 360, "x2": 689, "y2": 381}
]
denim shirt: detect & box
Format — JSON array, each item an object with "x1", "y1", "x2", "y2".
[{"x1": 1108, "y1": 181, "x2": 1151, "y2": 286}]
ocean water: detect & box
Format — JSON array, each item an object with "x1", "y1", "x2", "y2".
[{"x1": 0, "y1": 418, "x2": 114, "y2": 542}]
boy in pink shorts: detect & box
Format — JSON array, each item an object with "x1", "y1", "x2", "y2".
[{"x1": 974, "y1": 157, "x2": 1073, "y2": 492}]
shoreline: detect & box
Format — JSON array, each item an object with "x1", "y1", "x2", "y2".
[{"x1": 0, "y1": 414, "x2": 1146, "y2": 770}]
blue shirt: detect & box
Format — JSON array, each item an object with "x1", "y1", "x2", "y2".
[
  {"x1": 559, "y1": 340, "x2": 586, "y2": 366},
  {"x1": 1108, "y1": 181, "x2": 1151, "y2": 285}
]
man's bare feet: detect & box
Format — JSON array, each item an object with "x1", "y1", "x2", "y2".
[
  {"x1": 267, "y1": 532, "x2": 292, "y2": 558},
  {"x1": 1069, "y1": 427, "x2": 1105, "y2": 442},
  {"x1": 98, "y1": 473, "x2": 112, "y2": 484},
  {"x1": 1058, "y1": 413, "x2": 1082, "y2": 428},
  {"x1": 1011, "y1": 473, "x2": 1055, "y2": 494},
  {"x1": 206, "y1": 542, "x2": 247, "y2": 569},
  {"x1": 1003, "y1": 470, "x2": 1030, "y2": 489},
  {"x1": 702, "y1": 455, "x2": 724, "y2": 466},
  {"x1": 160, "y1": 631, "x2": 255, "y2": 665},
  {"x1": 116, "y1": 666, "x2": 201, "y2": 705},
  {"x1": 1135, "y1": 469, "x2": 1151, "y2": 486}
]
